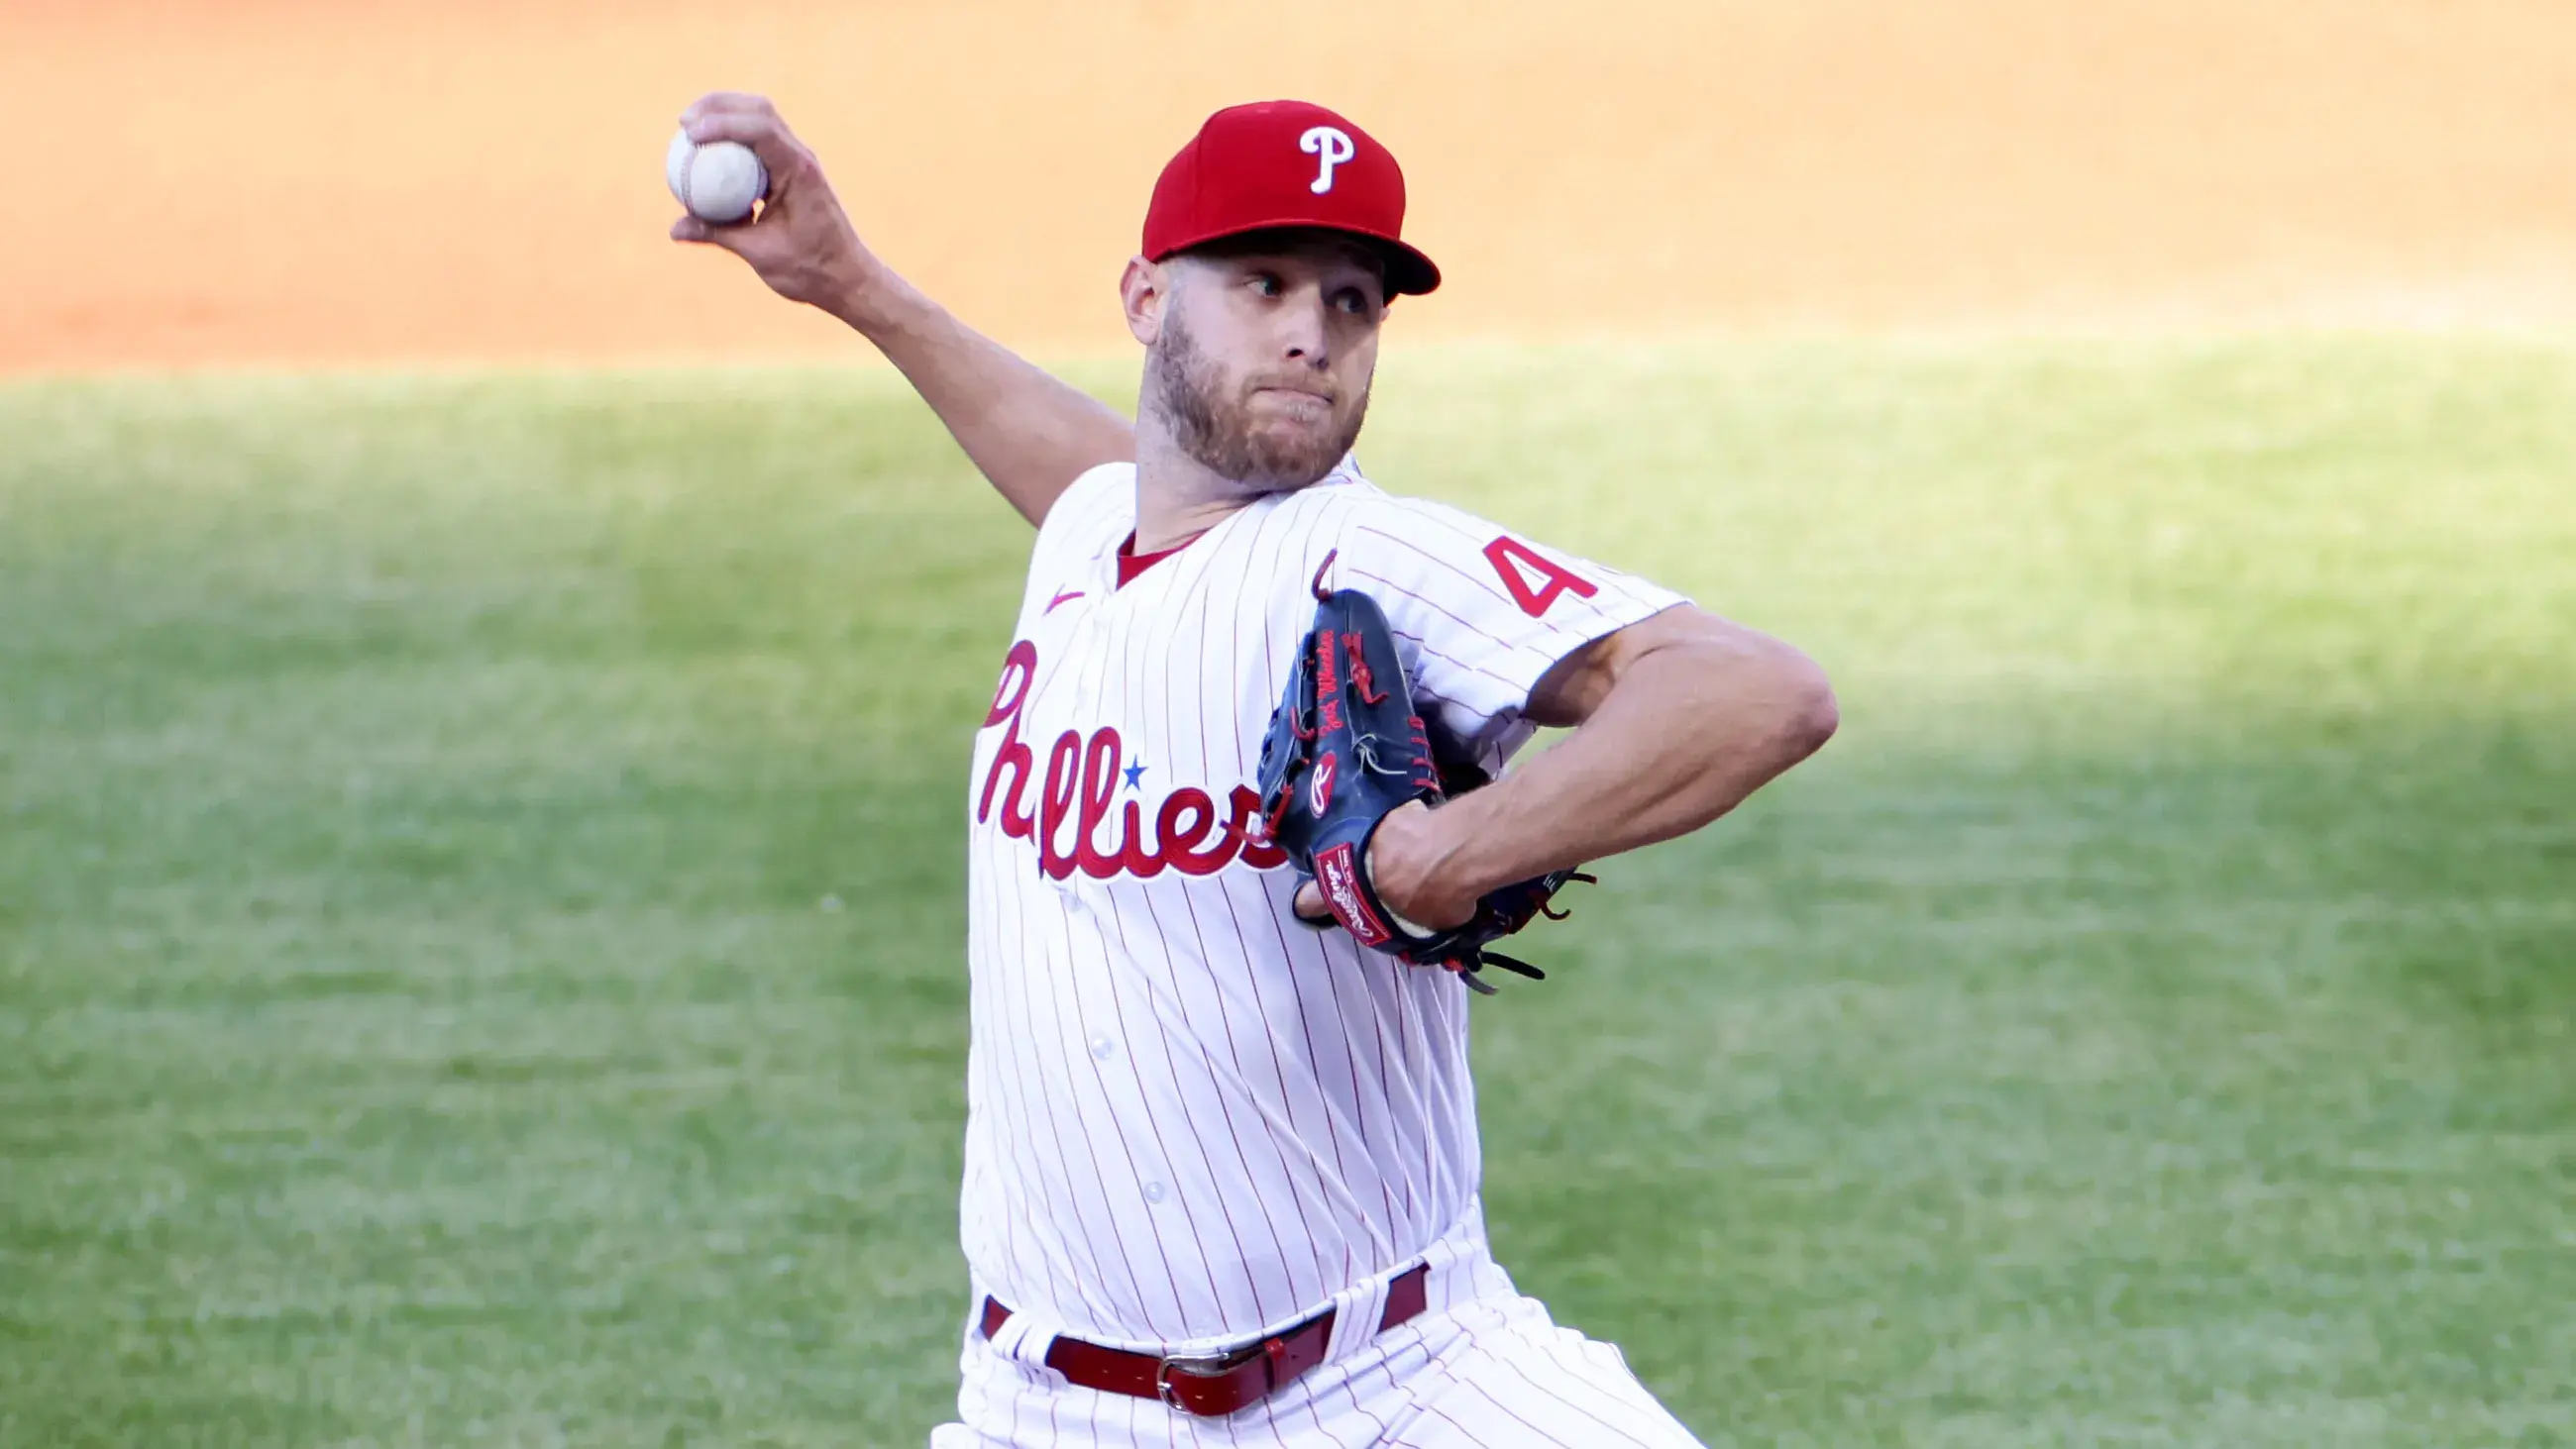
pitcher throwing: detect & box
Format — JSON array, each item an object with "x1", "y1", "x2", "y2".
[{"x1": 673, "y1": 93, "x2": 1838, "y2": 1448}]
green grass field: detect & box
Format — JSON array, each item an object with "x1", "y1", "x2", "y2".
[{"x1": 4, "y1": 338, "x2": 2572, "y2": 1447}]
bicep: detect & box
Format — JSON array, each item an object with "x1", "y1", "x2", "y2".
[{"x1": 1523, "y1": 603, "x2": 1739, "y2": 728}]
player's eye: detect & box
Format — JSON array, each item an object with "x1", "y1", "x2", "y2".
[{"x1": 1248, "y1": 271, "x2": 1284, "y2": 298}]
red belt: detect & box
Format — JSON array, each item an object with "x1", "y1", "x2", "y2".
[{"x1": 980, "y1": 1264, "x2": 1430, "y2": 1417}]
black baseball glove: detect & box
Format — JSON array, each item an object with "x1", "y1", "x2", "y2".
[{"x1": 1253, "y1": 566, "x2": 1589, "y2": 994}]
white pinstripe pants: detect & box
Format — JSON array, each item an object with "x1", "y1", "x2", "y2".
[{"x1": 930, "y1": 1215, "x2": 1705, "y2": 1448}]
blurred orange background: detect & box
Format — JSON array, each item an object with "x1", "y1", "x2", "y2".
[{"x1": 7, "y1": 0, "x2": 2573, "y2": 372}]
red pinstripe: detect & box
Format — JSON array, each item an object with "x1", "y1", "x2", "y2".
[
  {"x1": 990, "y1": 824, "x2": 1120, "y2": 1323},
  {"x1": 1056, "y1": 906, "x2": 1189, "y2": 1336},
  {"x1": 1242, "y1": 502, "x2": 1404, "y2": 1257},
  {"x1": 1160, "y1": 541, "x2": 1334, "y2": 1310}
]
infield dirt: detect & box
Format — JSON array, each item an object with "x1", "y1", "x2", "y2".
[{"x1": 8, "y1": 0, "x2": 2574, "y2": 371}]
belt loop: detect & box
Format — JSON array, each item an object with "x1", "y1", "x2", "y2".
[
  {"x1": 1322, "y1": 1269, "x2": 1395, "y2": 1367},
  {"x1": 985, "y1": 1305, "x2": 1055, "y2": 1375}
]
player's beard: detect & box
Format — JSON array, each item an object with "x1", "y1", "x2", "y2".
[{"x1": 1145, "y1": 308, "x2": 1370, "y2": 493}]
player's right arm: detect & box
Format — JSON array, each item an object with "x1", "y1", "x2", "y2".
[{"x1": 670, "y1": 93, "x2": 1133, "y2": 528}]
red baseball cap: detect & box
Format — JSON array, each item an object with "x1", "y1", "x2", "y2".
[{"x1": 1141, "y1": 100, "x2": 1441, "y2": 296}]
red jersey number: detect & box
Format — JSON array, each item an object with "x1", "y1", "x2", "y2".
[{"x1": 1483, "y1": 536, "x2": 1599, "y2": 618}]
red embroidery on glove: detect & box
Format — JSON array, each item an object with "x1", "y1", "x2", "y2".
[{"x1": 1314, "y1": 842, "x2": 1393, "y2": 948}]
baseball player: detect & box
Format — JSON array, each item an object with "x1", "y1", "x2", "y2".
[{"x1": 674, "y1": 93, "x2": 1838, "y2": 1448}]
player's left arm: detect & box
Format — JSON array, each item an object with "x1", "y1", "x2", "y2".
[{"x1": 1366, "y1": 603, "x2": 1837, "y2": 928}]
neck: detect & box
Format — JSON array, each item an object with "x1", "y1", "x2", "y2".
[{"x1": 1131, "y1": 414, "x2": 1262, "y2": 555}]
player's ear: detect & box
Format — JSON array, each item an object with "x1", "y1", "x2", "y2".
[{"x1": 1121, "y1": 257, "x2": 1168, "y2": 346}]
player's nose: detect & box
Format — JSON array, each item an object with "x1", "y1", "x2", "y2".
[{"x1": 1275, "y1": 289, "x2": 1333, "y2": 367}]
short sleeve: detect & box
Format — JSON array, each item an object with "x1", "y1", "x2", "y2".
[
  {"x1": 1033, "y1": 463, "x2": 1133, "y2": 565},
  {"x1": 1331, "y1": 496, "x2": 1688, "y2": 768}
]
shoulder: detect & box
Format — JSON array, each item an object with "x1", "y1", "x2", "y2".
[
  {"x1": 1342, "y1": 492, "x2": 1507, "y2": 567},
  {"x1": 1035, "y1": 461, "x2": 1134, "y2": 558},
  {"x1": 1289, "y1": 470, "x2": 1527, "y2": 599},
  {"x1": 1264, "y1": 466, "x2": 1605, "y2": 616},
  {"x1": 1050, "y1": 461, "x2": 1132, "y2": 528},
  {"x1": 1261, "y1": 462, "x2": 1493, "y2": 556},
  {"x1": 1314, "y1": 468, "x2": 1693, "y2": 667}
]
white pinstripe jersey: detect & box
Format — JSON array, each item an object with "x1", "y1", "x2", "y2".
[{"x1": 961, "y1": 458, "x2": 1686, "y2": 1352}]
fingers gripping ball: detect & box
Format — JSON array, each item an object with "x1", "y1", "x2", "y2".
[{"x1": 666, "y1": 129, "x2": 768, "y2": 224}]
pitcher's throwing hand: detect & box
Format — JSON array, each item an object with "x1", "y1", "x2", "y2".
[{"x1": 669, "y1": 93, "x2": 884, "y2": 315}]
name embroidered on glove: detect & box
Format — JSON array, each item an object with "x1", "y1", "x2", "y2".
[{"x1": 1314, "y1": 842, "x2": 1391, "y2": 948}]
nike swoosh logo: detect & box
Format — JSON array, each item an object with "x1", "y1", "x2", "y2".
[{"x1": 1045, "y1": 589, "x2": 1086, "y2": 614}]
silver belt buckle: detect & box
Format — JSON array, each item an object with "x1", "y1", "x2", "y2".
[
  {"x1": 1152, "y1": 1343, "x2": 1259, "y2": 1413},
  {"x1": 1159, "y1": 1338, "x2": 1277, "y2": 1420}
]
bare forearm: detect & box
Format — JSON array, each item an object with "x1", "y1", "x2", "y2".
[
  {"x1": 669, "y1": 94, "x2": 1133, "y2": 527},
  {"x1": 1424, "y1": 636, "x2": 1836, "y2": 894},
  {"x1": 830, "y1": 276, "x2": 1133, "y2": 527}
]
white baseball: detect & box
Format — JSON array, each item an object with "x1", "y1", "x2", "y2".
[{"x1": 666, "y1": 129, "x2": 768, "y2": 225}]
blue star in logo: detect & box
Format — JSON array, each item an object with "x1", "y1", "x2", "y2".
[{"x1": 1124, "y1": 760, "x2": 1147, "y2": 791}]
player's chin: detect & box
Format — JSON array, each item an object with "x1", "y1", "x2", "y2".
[{"x1": 1238, "y1": 425, "x2": 1346, "y2": 491}]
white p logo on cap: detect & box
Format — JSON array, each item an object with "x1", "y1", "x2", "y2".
[{"x1": 1300, "y1": 126, "x2": 1355, "y2": 194}]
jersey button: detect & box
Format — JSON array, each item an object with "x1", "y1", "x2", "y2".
[
  {"x1": 1142, "y1": 1181, "x2": 1167, "y2": 1204},
  {"x1": 1089, "y1": 1033, "x2": 1116, "y2": 1061}
]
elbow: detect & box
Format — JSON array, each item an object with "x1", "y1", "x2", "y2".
[
  {"x1": 1643, "y1": 615, "x2": 1837, "y2": 770},
  {"x1": 1768, "y1": 650, "x2": 1839, "y2": 763}
]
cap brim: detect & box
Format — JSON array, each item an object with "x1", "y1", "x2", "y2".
[
  {"x1": 1159, "y1": 221, "x2": 1442, "y2": 297},
  {"x1": 1369, "y1": 238, "x2": 1442, "y2": 297}
]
